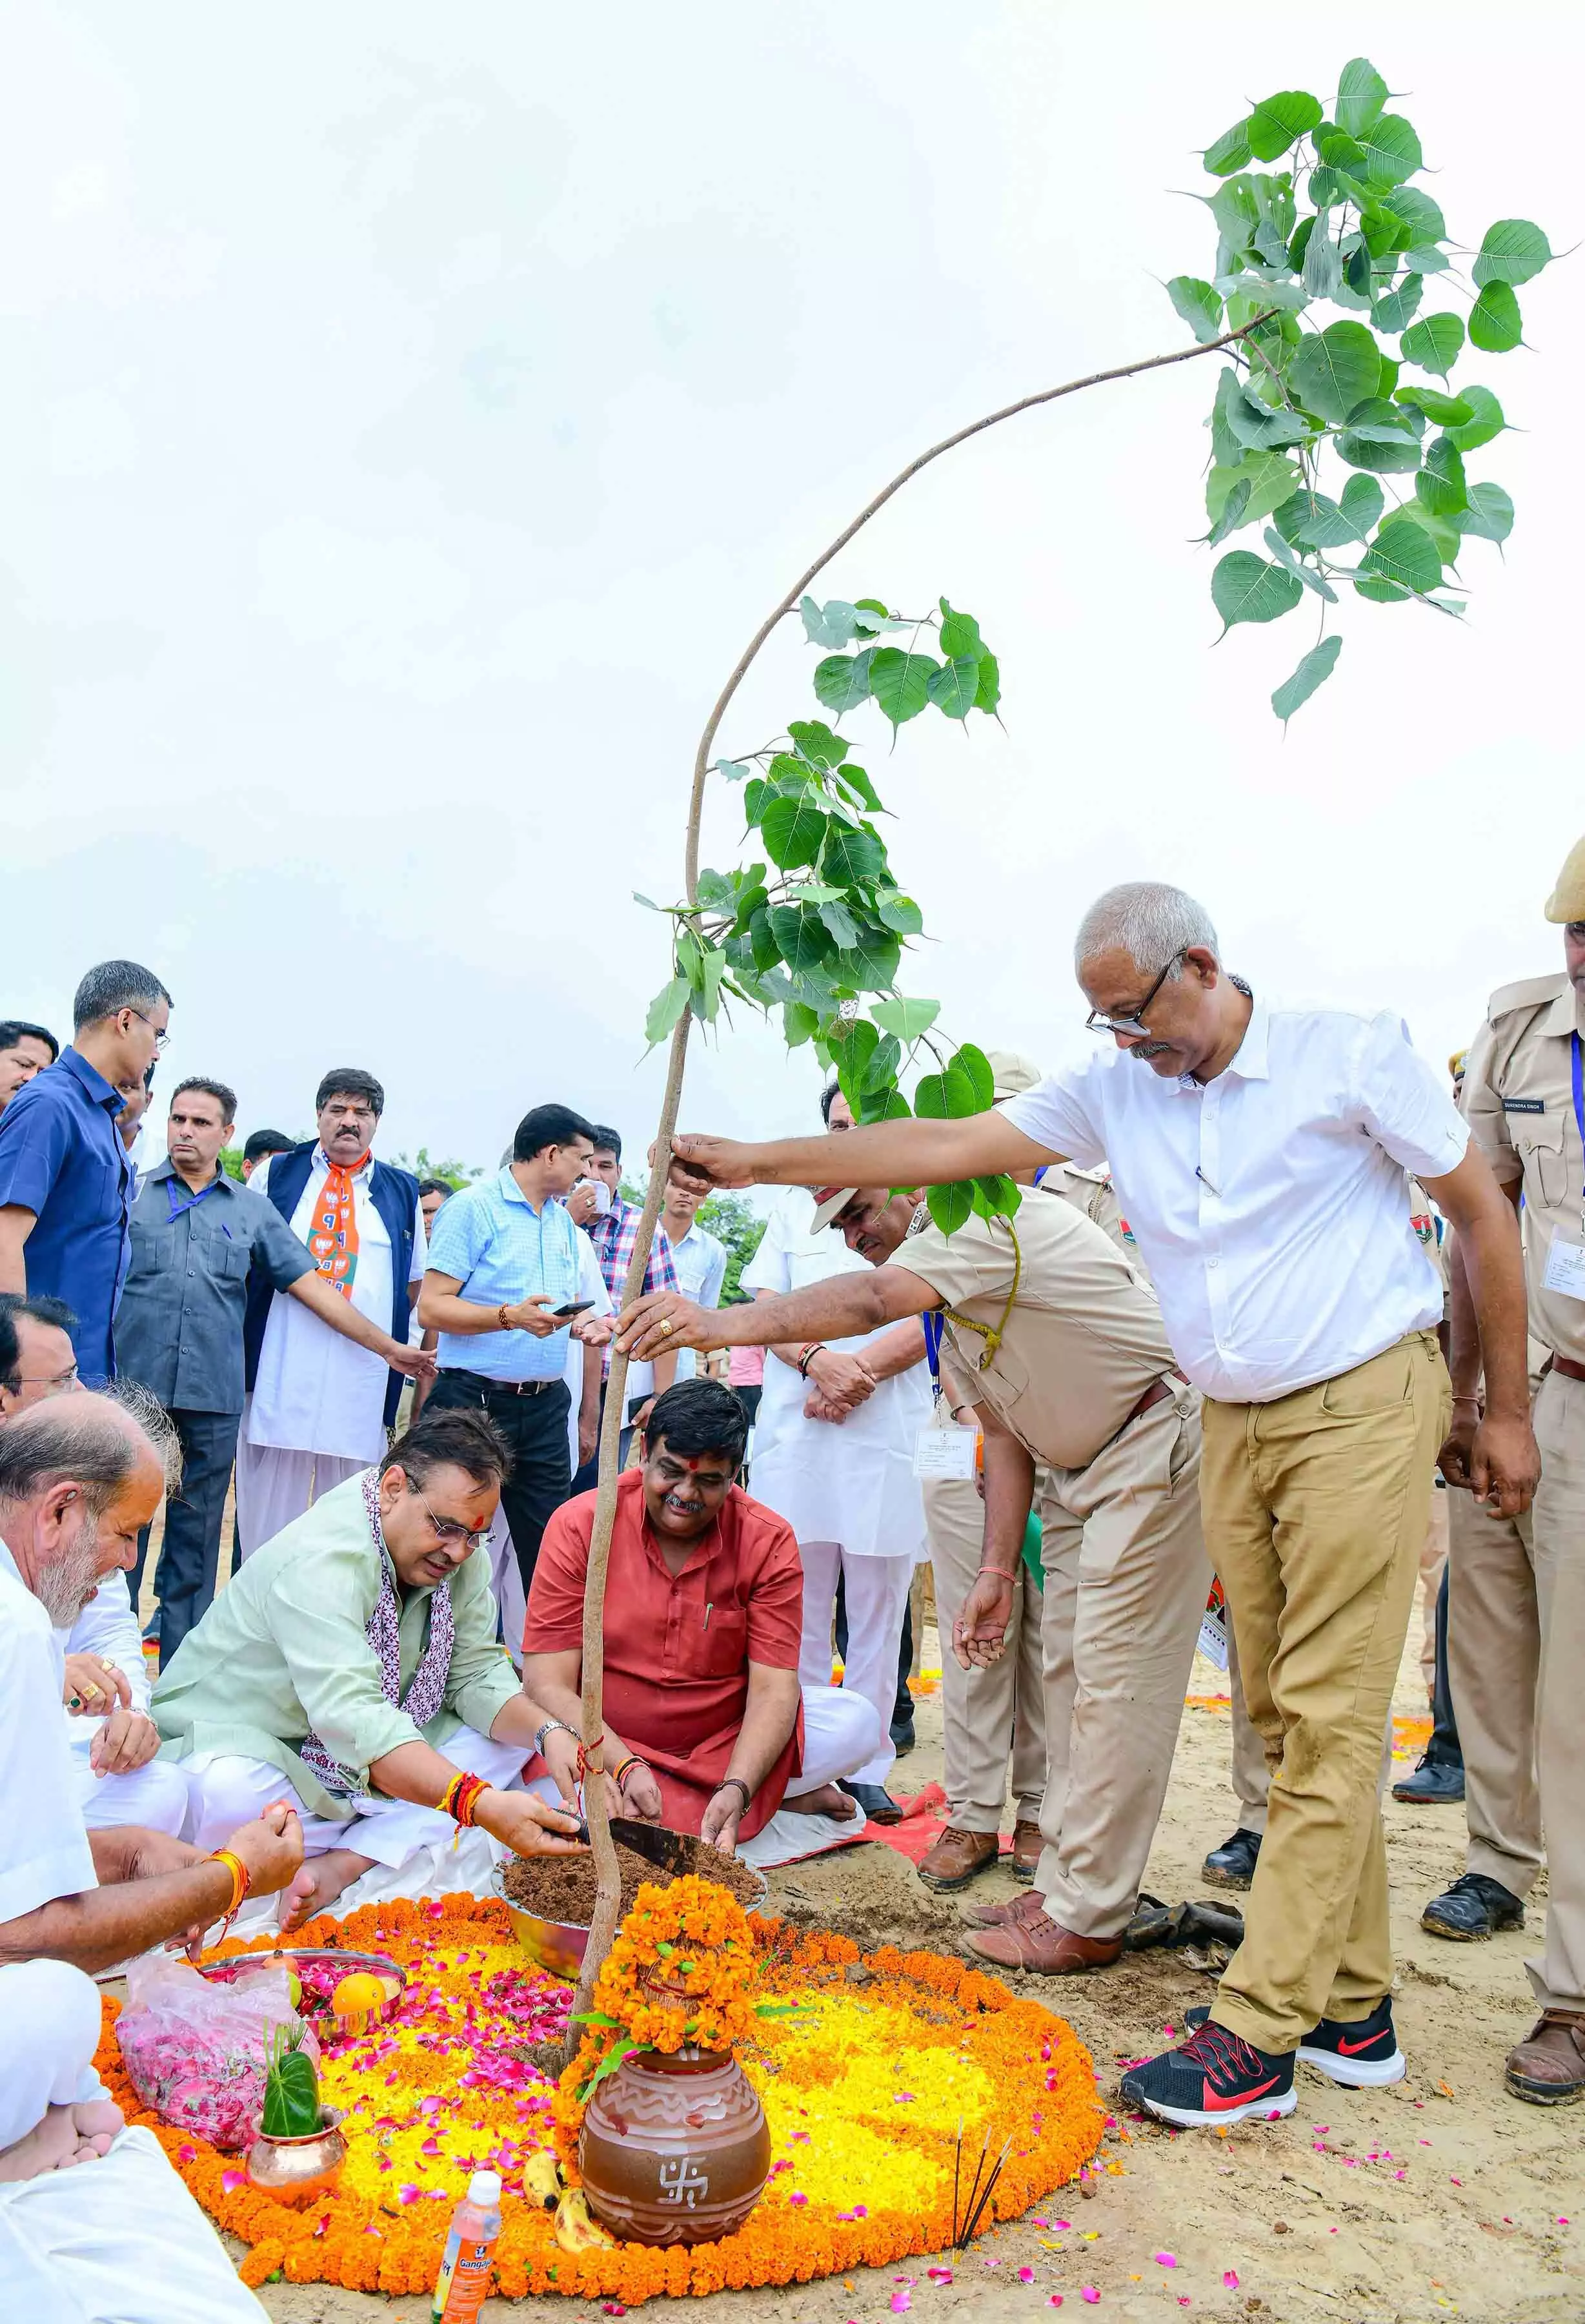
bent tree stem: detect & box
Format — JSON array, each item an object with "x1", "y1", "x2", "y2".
[{"x1": 565, "y1": 318, "x2": 1250, "y2": 2046}]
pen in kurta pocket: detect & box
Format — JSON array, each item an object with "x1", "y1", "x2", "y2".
[{"x1": 703, "y1": 1602, "x2": 712, "y2": 1630}]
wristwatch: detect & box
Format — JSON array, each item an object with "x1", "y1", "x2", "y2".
[{"x1": 532, "y1": 1717, "x2": 578, "y2": 1758}]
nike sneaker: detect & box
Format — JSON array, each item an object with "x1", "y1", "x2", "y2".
[
  {"x1": 1184, "y1": 1995, "x2": 1406, "y2": 2089},
  {"x1": 1119, "y1": 2021, "x2": 1296, "y2": 2128}
]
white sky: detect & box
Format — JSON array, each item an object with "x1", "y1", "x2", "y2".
[{"x1": 5, "y1": 5, "x2": 1579, "y2": 1172}]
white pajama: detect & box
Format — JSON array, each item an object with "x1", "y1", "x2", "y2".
[
  {"x1": 232, "y1": 1434, "x2": 367, "y2": 1564},
  {"x1": 181, "y1": 1721, "x2": 529, "y2": 1866},
  {"x1": 786, "y1": 1682, "x2": 884, "y2": 1795},
  {"x1": 72, "y1": 1753, "x2": 190, "y2": 1837},
  {"x1": 0, "y1": 1960, "x2": 104, "y2": 2149},
  {"x1": 796, "y1": 1542, "x2": 913, "y2": 1788}
]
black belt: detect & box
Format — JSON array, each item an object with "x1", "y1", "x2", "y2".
[{"x1": 440, "y1": 1368, "x2": 563, "y2": 1400}]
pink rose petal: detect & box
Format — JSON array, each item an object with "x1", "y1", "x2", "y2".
[
  {"x1": 221, "y1": 2170, "x2": 247, "y2": 2193},
  {"x1": 1223, "y1": 2272, "x2": 1240, "y2": 2290},
  {"x1": 1082, "y1": 2294, "x2": 1100, "y2": 2307},
  {"x1": 891, "y1": 2297, "x2": 912, "y2": 2314},
  {"x1": 1155, "y1": 2252, "x2": 1177, "y2": 2267},
  {"x1": 1018, "y1": 2267, "x2": 1035, "y2": 2282}
]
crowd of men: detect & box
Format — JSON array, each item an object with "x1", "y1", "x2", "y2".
[{"x1": 0, "y1": 835, "x2": 1580, "y2": 2309}]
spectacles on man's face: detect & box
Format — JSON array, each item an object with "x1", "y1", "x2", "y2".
[
  {"x1": 1084, "y1": 949, "x2": 1186, "y2": 1039},
  {"x1": 412, "y1": 1487, "x2": 492, "y2": 1555},
  {"x1": 20, "y1": 1361, "x2": 80, "y2": 1395},
  {"x1": 126, "y1": 1009, "x2": 170, "y2": 1052}
]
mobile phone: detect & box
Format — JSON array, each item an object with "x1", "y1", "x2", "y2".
[{"x1": 552, "y1": 1299, "x2": 595, "y2": 1319}]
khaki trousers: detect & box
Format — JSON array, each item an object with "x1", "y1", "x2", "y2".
[
  {"x1": 1449, "y1": 1367, "x2": 1585, "y2": 2012},
  {"x1": 1033, "y1": 1385, "x2": 1209, "y2": 1940},
  {"x1": 1204, "y1": 1332, "x2": 1449, "y2": 2053},
  {"x1": 925, "y1": 1467, "x2": 1047, "y2": 1832}
]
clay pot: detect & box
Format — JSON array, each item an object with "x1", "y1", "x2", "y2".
[
  {"x1": 579, "y1": 2046, "x2": 770, "y2": 2246},
  {"x1": 245, "y1": 2106, "x2": 347, "y2": 2204}
]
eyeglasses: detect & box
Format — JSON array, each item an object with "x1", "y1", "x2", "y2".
[
  {"x1": 412, "y1": 1486, "x2": 492, "y2": 1555},
  {"x1": 127, "y1": 1010, "x2": 170, "y2": 1052},
  {"x1": 1084, "y1": 949, "x2": 1186, "y2": 1039},
  {"x1": 17, "y1": 1363, "x2": 79, "y2": 1394}
]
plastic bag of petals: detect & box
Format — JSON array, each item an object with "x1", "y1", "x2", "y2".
[{"x1": 114, "y1": 1955, "x2": 319, "y2": 2151}]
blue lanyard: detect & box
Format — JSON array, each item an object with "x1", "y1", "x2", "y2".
[
  {"x1": 1572, "y1": 1034, "x2": 1584, "y2": 1218},
  {"x1": 923, "y1": 1309, "x2": 944, "y2": 1389},
  {"x1": 167, "y1": 1176, "x2": 219, "y2": 1222}
]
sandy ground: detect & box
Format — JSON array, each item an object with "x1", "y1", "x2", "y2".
[{"x1": 232, "y1": 1585, "x2": 1581, "y2": 2324}]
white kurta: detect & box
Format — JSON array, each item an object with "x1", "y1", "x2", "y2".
[
  {"x1": 243, "y1": 1149, "x2": 428, "y2": 1465},
  {"x1": 624, "y1": 1220, "x2": 729, "y2": 1403},
  {"x1": 561, "y1": 1230, "x2": 615, "y2": 1467},
  {"x1": 59, "y1": 1573, "x2": 189, "y2": 1836},
  {"x1": 742, "y1": 1189, "x2": 929, "y2": 1562}
]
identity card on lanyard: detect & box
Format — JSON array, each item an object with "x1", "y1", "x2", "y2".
[
  {"x1": 914, "y1": 1310, "x2": 980, "y2": 1478},
  {"x1": 1540, "y1": 1031, "x2": 1585, "y2": 1302}
]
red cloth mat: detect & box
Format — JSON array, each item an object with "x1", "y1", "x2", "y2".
[{"x1": 863, "y1": 1780, "x2": 1013, "y2": 1865}]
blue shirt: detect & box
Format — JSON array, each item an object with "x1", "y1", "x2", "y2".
[
  {"x1": 425, "y1": 1167, "x2": 582, "y2": 1381},
  {"x1": 0, "y1": 1048, "x2": 132, "y2": 1384}
]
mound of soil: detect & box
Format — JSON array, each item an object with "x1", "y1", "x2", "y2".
[{"x1": 501, "y1": 1834, "x2": 765, "y2": 1924}]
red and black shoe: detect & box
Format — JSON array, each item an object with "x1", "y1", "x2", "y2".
[
  {"x1": 1119, "y1": 2020, "x2": 1296, "y2": 2128},
  {"x1": 1184, "y1": 1995, "x2": 1406, "y2": 2088}
]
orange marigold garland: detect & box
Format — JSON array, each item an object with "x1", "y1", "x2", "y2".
[{"x1": 96, "y1": 1892, "x2": 1104, "y2": 2302}]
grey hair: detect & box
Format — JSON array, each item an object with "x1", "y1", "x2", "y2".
[
  {"x1": 72, "y1": 959, "x2": 172, "y2": 1032},
  {"x1": 1073, "y1": 882, "x2": 1219, "y2": 979},
  {"x1": 105, "y1": 1380, "x2": 184, "y2": 1495},
  {"x1": 0, "y1": 1395, "x2": 162, "y2": 1516}
]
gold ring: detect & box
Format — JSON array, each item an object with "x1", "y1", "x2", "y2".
[{"x1": 658, "y1": 1318, "x2": 674, "y2": 1336}]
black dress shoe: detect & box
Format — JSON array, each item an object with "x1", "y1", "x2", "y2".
[
  {"x1": 1202, "y1": 1828, "x2": 1262, "y2": 1890},
  {"x1": 890, "y1": 1715, "x2": 917, "y2": 1756},
  {"x1": 1391, "y1": 1756, "x2": 1466, "y2": 1804},
  {"x1": 840, "y1": 1780, "x2": 904, "y2": 1825},
  {"x1": 1422, "y1": 1871, "x2": 1525, "y2": 1941}
]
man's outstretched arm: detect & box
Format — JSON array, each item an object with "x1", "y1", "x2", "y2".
[
  {"x1": 617, "y1": 1267, "x2": 940, "y2": 1365},
  {"x1": 669, "y1": 1111, "x2": 1057, "y2": 1195}
]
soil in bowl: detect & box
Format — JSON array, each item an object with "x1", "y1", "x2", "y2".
[{"x1": 501, "y1": 1835, "x2": 764, "y2": 1922}]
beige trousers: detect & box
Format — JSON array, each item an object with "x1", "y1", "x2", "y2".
[
  {"x1": 1449, "y1": 1367, "x2": 1585, "y2": 2013},
  {"x1": 1205, "y1": 1332, "x2": 1449, "y2": 2052},
  {"x1": 1032, "y1": 1386, "x2": 1209, "y2": 1940},
  {"x1": 925, "y1": 1467, "x2": 1047, "y2": 1832}
]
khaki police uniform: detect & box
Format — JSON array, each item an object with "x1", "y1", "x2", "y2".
[
  {"x1": 922, "y1": 1161, "x2": 1135, "y2": 1842},
  {"x1": 1454, "y1": 968, "x2": 1585, "y2": 2015},
  {"x1": 894, "y1": 1182, "x2": 1208, "y2": 1942}
]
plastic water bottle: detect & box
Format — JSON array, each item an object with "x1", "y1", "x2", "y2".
[{"x1": 431, "y1": 2170, "x2": 502, "y2": 2322}]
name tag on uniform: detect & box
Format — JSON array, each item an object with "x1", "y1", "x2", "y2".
[
  {"x1": 913, "y1": 1425, "x2": 978, "y2": 1482},
  {"x1": 1502, "y1": 1098, "x2": 1546, "y2": 1114},
  {"x1": 1542, "y1": 1234, "x2": 1585, "y2": 1303}
]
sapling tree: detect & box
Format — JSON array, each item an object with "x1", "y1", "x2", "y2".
[{"x1": 563, "y1": 57, "x2": 1554, "y2": 2037}]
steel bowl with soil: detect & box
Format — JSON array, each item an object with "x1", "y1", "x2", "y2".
[{"x1": 494, "y1": 1820, "x2": 767, "y2": 1980}]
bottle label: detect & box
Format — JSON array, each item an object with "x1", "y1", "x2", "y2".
[{"x1": 432, "y1": 2235, "x2": 497, "y2": 2321}]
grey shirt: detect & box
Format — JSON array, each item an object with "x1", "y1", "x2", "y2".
[{"x1": 115, "y1": 1160, "x2": 313, "y2": 1412}]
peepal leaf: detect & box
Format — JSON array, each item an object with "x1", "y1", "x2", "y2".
[
  {"x1": 1289, "y1": 321, "x2": 1382, "y2": 422},
  {"x1": 870, "y1": 996, "x2": 940, "y2": 1042},
  {"x1": 938, "y1": 600, "x2": 984, "y2": 658},
  {"x1": 813, "y1": 649, "x2": 874, "y2": 716},
  {"x1": 1272, "y1": 635, "x2": 1343, "y2": 724},
  {"x1": 1247, "y1": 90, "x2": 1323, "y2": 162},
  {"x1": 760, "y1": 795, "x2": 831, "y2": 870},
  {"x1": 1453, "y1": 481, "x2": 1515, "y2": 542},
  {"x1": 1206, "y1": 476, "x2": 1251, "y2": 544},
  {"x1": 868, "y1": 645, "x2": 938, "y2": 726},
  {"x1": 1446, "y1": 385, "x2": 1506, "y2": 450},
  {"x1": 800, "y1": 596, "x2": 860, "y2": 649},
  {"x1": 1263, "y1": 525, "x2": 1337, "y2": 602},
  {"x1": 1204, "y1": 121, "x2": 1253, "y2": 176},
  {"x1": 1414, "y1": 435, "x2": 1467, "y2": 517},
  {"x1": 1469, "y1": 281, "x2": 1522, "y2": 353},
  {"x1": 1358, "y1": 114, "x2": 1422, "y2": 188},
  {"x1": 1227, "y1": 383, "x2": 1311, "y2": 450},
  {"x1": 644, "y1": 978, "x2": 691, "y2": 1050},
  {"x1": 1359, "y1": 517, "x2": 1442, "y2": 596},
  {"x1": 1395, "y1": 385, "x2": 1471, "y2": 424},
  {"x1": 954, "y1": 1043, "x2": 996, "y2": 1112},
  {"x1": 1471, "y1": 219, "x2": 1552, "y2": 289},
  {"x1": 1400, "y1": 312, "x2": 1465, "y2": 378},
  {"x1": 1335, "y1": 57, "x2": 1388, "y2": 138},
  {"x1": 1371, "y1": 274, "x2": 1423, "y2": 335},
  {"x1": 1211, "y1": 551, "x2": 1303, "y2": 632},
  {"x1": 787, "y1": 719, "x2": 849, "y2": 769},
  {"x1": 927, "y1": 656, "x2": 981, "y2": 720},
  {"x1": 927, "y1": 1181, "x2": 976, "y2": 1236},
  {"x1": 1167, "y1": 275, "x2": 1224, "y2": 343}
]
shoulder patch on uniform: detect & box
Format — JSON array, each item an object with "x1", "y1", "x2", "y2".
[{"x1": 1488, "y1": 971, "x2": 1568, "y2": 1021}]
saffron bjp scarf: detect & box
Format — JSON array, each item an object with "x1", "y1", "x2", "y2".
[{"x1": 307, "y1": 1151, "x2": 368, "y2": 1298}]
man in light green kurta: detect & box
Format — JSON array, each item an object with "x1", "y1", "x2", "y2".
[{"x1": 153, "y1": 1407, "x2": 581, "y2": 1922}]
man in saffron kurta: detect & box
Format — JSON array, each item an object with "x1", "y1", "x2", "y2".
[{"x1": 524, "y1": 1378, "x2": 879, "y2": 1851}]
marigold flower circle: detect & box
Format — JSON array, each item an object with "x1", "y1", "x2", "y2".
[{"x1": 94, "y1": 1892, "x2": 1104, "y2": 2301}]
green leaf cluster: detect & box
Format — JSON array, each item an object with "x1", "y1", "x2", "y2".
[{"x1": 1186, "y1": 57, "x2": 1551, "y2": 718}]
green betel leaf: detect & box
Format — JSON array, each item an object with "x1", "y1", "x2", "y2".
[
  {"x1": 954, "y1": 1043, "x2": 996, "y2": 1112},
  {"x1": 760, "y1": 795, "x2": 831, "y2": 870},
  {"x1": 1446, "y1": 385, "x2": 1506, "y2": 450},
  {"x1": 1211, "y1": 550, "x2": 1302, "y2": 632},
  {"x1": 871, "y1": 996, "x2": 940, "y2": 1041},
  {"x1": 1471, "y1": 219, "x2": 1553, "y2": 289},
  {"x1": 1288, "y1": 321, "x2": 1382, "y2": 423},
  {"x1": 644, "y1": 977, "x2": 691, "y2": 1049},
  {"x1": 1414, "y1": 434, "x2": 1467, "y2": 517},
  {"x1": 1395, "y1": 385, "x2": 1472, "y2": 425},
  {"x1": 937, "y1": 600, "x2": 984, "y2": 659},
  {"x1": 821, "y1": 823, "x2": 887, "y2": 888},
  {"x1": 1335, "y1": 57, "x2": 1388, "y2": 138},
  {"x1": 813, "y1": 649, "x2": 874, "y2": 716},
  {"x1": 1453, "y1": 481, "x2": 1515, "y2": 543},
  {"x1": 767, "y1": 904, "x2": 834, "y2": 975},
  {"x1": 867, "y1": 645, "x2": 938, "y2": 726},
  {"x1": 927, "y1": 656, "x2": 981, "y2": 720},
  {"x1": 1400, "y1": 312, "x2": 1465, "y2": 379},
  {"x1": 1469, "y1": 281, "x2": 1522, "y2": 354},
  {"x1": 1271, "y1": 634, "x2": 1343, "y2": 724},
  {"x1": 1166, "y1": 275, "x2": 1224, "y2": 344},
  {"x1": 1262, "y1": 525, "x2": 1337, "y2": 602},
  {"x1": 1204, "y1": 120, "x2": 1253, "y2": 176},
  {"x1": 1247, "y1": 90, "x2": 1322, "y2": 161},
  {"x1": 926, "y1": 1179, "x2": 976, "y2": 1236},
  {"x1": 1359, "y1": 516, "x2": 1442, "y2": 595},
  {"x1": 876, "y1": 892, "x2": 924, "y2": 936},
  {"x1": 1371, "y1": 274, "x2": 1423, "y2": 335},
  {"x1": 973, "y1": 649, "x2": 1001, "y2": 715},
  {"x1": 1358, "y1": 114, "x2": 1422, "y2": 189},
  {"x1": 787, "y1": 719, "x2": 849, "y2": 770}
]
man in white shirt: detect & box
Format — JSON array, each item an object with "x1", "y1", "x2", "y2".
[
  {"x1": 237, "y1": 1069, "x2": 430, "y2": 1556},
  {"x1": 666, "y1": 881, "x2": 1536, "y2": 2126}
]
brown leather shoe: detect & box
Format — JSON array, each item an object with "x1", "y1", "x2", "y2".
[
  {"x1": 917, "y1": 1827, "x2": 1000, "y2": 1893},
  {"x1": 964, "y1": 1891, "x2": 1124, "y2": 1975},
  {"x1": 1011, "y1": 1819, "x2": 1043, "y2": 1883},
  {"x1": 1504, "y1": 2011, "x2": 1585, "y2": 2106}
]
